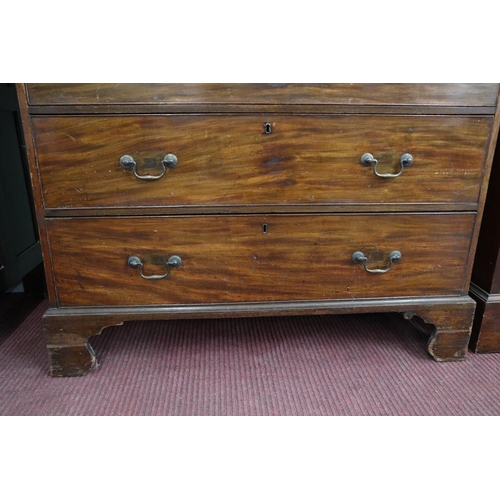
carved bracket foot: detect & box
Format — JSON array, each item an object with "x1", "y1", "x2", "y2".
[
  {"x1": 43, "y1": 312, "x2": 123, "y2": 377},
  {"x1": 403, "y1": 299, "x2": 476, "y2": 361}
]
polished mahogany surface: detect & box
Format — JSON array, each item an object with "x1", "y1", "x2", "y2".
[{"x1": 16, "y1": 83, "x2": 500, "y2": 375}]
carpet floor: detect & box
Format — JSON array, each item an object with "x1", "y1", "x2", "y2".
[{"x1": 1, "y1": 294, "x2": 499, "y2": 415}]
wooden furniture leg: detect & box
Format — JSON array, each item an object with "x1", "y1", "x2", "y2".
[
  {"x1": 44, "y1": 313, "x2": 123, "y2": 377},
  {"x1": 404, "y1": 300, "x2": 476, "y2": 361}
]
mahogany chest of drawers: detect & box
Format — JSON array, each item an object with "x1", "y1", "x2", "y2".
[{"x1": 17, "y1": 84, "x2": 500, "y2": 376}]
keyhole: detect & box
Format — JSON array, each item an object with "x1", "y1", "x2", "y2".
[
  {"x1": 263, "y1": 122, "x2": 272, "y2": 134},
  {"x1": 262, "y1": 224, "x2": 268, "y2": 234}
]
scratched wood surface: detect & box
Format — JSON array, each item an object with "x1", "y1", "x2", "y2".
[
  {"x1": 26, "y1": 83, "x2": 500, "y2": 107},
  {"x1": 46, "y1": 213, "x2": 475, "y2": 307},
  {"x1": 32, "y1": 114, "x2": 492, "y2": 209},
  {"x1": 15, "y1": 83, "x2": 500, "y2": 372}
]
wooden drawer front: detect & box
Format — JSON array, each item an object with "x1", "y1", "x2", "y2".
[
  {"x1": 33, "y1": 115, "x2": 491, "y2": 209},
  {"x1": 27, "y1": 83, "x2": 499, "y2": 107},
  {"x1": 47, "y1": 213, "x2": 474, "y2": 307}
]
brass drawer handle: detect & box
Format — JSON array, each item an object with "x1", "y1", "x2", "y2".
[
  {"x1": 128, "y1": 255, "x2": 182, "y2": 280},
  {"x1": 119, "y1": 153, "x2": 178, "y2": 181},
  {"x1": 360, "y1": 153, "x2": 413, "y2": 178},
  {"x1": 352, "y1": 250, "x2": 402, "y2": 274}
]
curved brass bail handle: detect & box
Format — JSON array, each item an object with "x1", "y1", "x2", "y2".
[
  {"x1": 128, "y1": 255, "x2": 182, "y2": 280},
  {"x1": 119, "y1": 154, "x2": 178, "y2": 181},
  {"x1": 360, "y1": 153, "x2": 413, "y2": 178},
  {"x1": 352, "y1": 250, "x2": 402, "y2": 274}
]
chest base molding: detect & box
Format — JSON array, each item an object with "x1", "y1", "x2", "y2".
[{"x1": 43, "y1": 296, "x2": 475, "y2": 377}]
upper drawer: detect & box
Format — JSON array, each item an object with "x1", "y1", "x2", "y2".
[
  {"x1": 26, "y1": 83, "x2": 499, "y2": 108},
  {"x1": 31, "y1": 114, "x2": 492, "y2": 210}
]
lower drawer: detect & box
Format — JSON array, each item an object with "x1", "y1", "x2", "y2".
[{"x1": 46, "y1": 214, "x2": 475, "y2": 307}]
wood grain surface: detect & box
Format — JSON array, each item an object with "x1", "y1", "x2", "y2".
[
  {"x1": 17, "y1": 83, "x2": 500, "y2": 373},
  {"x1": 46, "y1": 213, "x2": 475, "y2": 307},
  {"x1": 32, "y1": 114, "x2": 492, "y2": 209},
  {"x1": 26, "y1": 83, "x2": 500, "y2": 107}
]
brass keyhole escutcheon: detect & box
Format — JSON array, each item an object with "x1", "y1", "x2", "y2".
[{"x1": 263, "y1": 122, "x2": 272, "y2": 134}]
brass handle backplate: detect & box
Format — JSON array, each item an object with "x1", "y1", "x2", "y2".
[
  {"x1": 120, "y1": 153, "x2": 178, "y2": 181},
  {"x1": 128, "y1": 255, "x2": 182, "y2": 280},
  {"x1": 352, "y1": 250, "x2": 402, "y2": 274}
]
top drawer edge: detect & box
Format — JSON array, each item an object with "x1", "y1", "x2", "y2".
[{"x1": 25, "y1": 83, "x2": 500, "y2": 108}]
